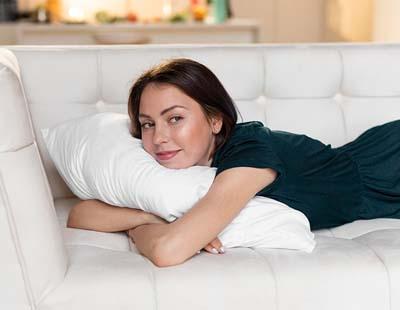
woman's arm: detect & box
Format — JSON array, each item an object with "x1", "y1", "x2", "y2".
[
  {"x1": 129, "y1": 166, "x2": 277, "y2": 267},
  {"x1": 67, "y1": 199, "x2": 163, "y2": 233}
]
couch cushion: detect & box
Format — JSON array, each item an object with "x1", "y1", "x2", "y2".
[
  {"x1": 264, "y1": 48, "x2": 342, "y2": 99},
  {"x1": 55, "y1": 198, "x2": 130, "y2": 252},
  {"x1": 322, "y1": 218, "x2": 400, "y2": 239},
  {"x1": 51, "y1": 197, "x2": 400, "y2": 310},
  {"x1": 341, "y1": 47, "x2": 400, "y2": 97},
  {"x1": 37, "y1": 245, "x2": 157, "y2": 310}
]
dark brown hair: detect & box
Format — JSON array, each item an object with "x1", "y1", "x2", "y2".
[{"x1": 127, "y1": 58, "x2": 241, "y2": 160}]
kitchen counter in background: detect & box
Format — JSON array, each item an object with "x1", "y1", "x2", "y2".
[{"x1": 0, "y1": 18, "x2": 259, "y2": 44}]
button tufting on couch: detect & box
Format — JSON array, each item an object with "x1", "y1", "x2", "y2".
[{"x1": 1, "y1": 44, "x2": 400, "y2": 310}]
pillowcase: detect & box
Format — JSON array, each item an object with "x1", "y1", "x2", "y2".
[{"x1": 41, "y1": 112, "x2": 315, "y2": 252}]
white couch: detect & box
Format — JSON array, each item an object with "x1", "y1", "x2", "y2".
[{"x1": 1, "y1": 43, "x2": 400, "y2": 310}]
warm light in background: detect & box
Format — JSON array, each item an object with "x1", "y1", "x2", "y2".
[
  {"x1": 55, "y1": 0, "x2": 193, "y2": 23},
  {"x1": 61, "y1": 0, "x2": 128, "y2": 23},
  {"x1": 67, "y1": 6, "x2": 85, "y2": 23},
  {"x1": 162, "y1": 0, "x2": 172, "y2": 18}
]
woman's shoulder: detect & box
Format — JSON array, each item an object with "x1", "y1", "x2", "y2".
[
  {"x1": 235, "y1": 120, "x2": 265, "y2": 130},
  {"x1": 228, "y1": 121, "x2": 277, "y2": 145},
  {"x1": 231, "y1": 121, "x2": 269, "y2": 138},
  {"x1": 211, "y1": 120, "x2": 285, "y2": 178},
  {"x1": 211, "y1": 121, "x2": 273, "y2": 165}
]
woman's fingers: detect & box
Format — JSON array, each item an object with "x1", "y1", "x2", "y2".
[
  {"x1": 203, "y1": 237, "x2": 225, "y2": 254},
  {"x1": 126, "y1": 229, "x2": 135, "y2": 243},
  {"x1": 211, "y1": 237, "x2": 223, "y2": 250}
]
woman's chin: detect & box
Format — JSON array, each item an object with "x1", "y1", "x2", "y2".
[
  {"x1": 161, "y1": 163, "x2": 187, "y2": 169},
  {"x1": 158, "y1": 160, "x2": 192, "y2": 169}
]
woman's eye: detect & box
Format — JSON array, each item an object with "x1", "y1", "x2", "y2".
[
  {"x1": 170, "y1": 116, "x2": 183, "y2": 123},
  {"x1": 140, "y1": 117, "x2": 182, "y2": 129},
  {"x1": 141, "y1": 123, "x2": 153, "y2": 129}
]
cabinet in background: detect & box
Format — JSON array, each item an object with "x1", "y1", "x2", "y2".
[{"x1": 0, "y1": 19, "x2": 259, "y2": 45}]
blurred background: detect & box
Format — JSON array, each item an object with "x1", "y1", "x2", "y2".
[{"x1": 0, "y1": 0, "x2": 398, "y2": 45}]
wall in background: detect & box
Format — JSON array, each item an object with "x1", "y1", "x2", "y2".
[
  {"x1": 230, "y1": 0, "x2": 277, "y2": 42},
  {"x1": 325, "y1": 0, "x2": 373, "y2": 42},
  {"x1": 232, "y1": 0, "x2": 325, "y2": 43},
  {"x1": 373, "y1": 0, "x2": 400, "y2": 41}
]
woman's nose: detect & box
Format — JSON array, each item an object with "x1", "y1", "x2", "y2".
[{"x1": 152, "y1": 126, "x2": 169, "y2": 145}]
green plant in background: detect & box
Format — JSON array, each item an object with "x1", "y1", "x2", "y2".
[
  {"x1": 95, "y1": 10, "x2": 126, "y2": 24},
  {"x1": 168, "y1": 11, "x2": 188, "y2": 23},
  {"x1": 95, "y1": 11, "x2": 113, "y2": 23}
]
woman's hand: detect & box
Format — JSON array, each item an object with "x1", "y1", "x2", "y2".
[
  {"x1": 143, "y1": 212, "x2": 170, "y2": 225},
  {"x1": 126, "y1": 211, "x2": 168, "y2": 241},
  {"x1": 127, "y1": 211, "x2": 225, "y2": 255}
]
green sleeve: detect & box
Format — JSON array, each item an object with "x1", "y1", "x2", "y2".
[{"x1": 215, "y1": 127, "x2": 285, "y2": 194}]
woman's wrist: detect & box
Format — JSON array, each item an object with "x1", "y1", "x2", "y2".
[{"x1": 128, "y1": 208, "x2": 152, "y2": 228}]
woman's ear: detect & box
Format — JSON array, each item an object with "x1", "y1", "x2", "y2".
[{"x1": 211, "y1": 115, "x2": 223, "y2": 134}]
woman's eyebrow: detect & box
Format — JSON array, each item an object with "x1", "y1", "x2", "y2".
[{"x1": 139, "y1": 105, "x2": 188, "y2": 119}]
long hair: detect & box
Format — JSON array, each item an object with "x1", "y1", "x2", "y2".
[{"x1": 127, "y1": 58, "x2": 241, "y2": 160}]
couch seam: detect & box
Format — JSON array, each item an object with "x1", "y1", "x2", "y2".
[
  {"x1": 97, "y1": 50, "x2": 102, "y2": 102},
  {"x1": 337, "y1": 49, "x2": 349, "y2": 143},
  {"x1": 0, "y1": 142, "x2": 34, "y2": 153},
  {"x1": 338, "y1": 48, "x2": 345, "y2": 95},
  {"x1": 18, "y1": 59, "x2": 37, "y2": 141},
  {"x1": 354, "y1": 239, "x2": 392, "y2": 310},
  {"x1": 248, "y1": 247, "x2": 279, "y2": 310},
  {"x1": 262, "y1": 48, "x2": 267, "y2": 96},
  {"x1": 261, "y1": 49, "x2": 267, "y2": 125},
  {"x1": 262, "y1": 50, "x2": 270, "y2": 125},
  {"x1": 337, "y1": 96, "x2": 348, "y2": 142},
  {"x1": 141, "y1": 255, "x2": 159, "y2": 310},
  {"x1": 65, "y1": 242, "x2": 130, "y2": 253},
  {"x1": 0, "y1": 171, "x2": 36, "y2": 309}
]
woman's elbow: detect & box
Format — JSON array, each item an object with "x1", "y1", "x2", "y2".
[
  {"x1": 152, "y1": 249, "x2": 185, "y2": 268},
  {"x1": 66, "y1": 202, "x2": 84, "y2": 229},
  {"x1": 151, "y1": 236, "x2": 189, "y2": 268}
]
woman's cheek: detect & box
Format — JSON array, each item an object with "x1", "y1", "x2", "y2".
[
  {"x1": 141, "y1": 138, "x2": 153, "y2": 156},
  {"x1": 175, "y1": 123, "x2": 198, "y2": 141}
]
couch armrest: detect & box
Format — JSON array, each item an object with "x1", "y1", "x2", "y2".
[{"x1": 0, "y1": 51, "x2": 68, "y2": 308}]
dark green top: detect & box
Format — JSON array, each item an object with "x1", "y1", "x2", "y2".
[{"x1": 211, "y1": 120, "x2": 400, "y2": 230}]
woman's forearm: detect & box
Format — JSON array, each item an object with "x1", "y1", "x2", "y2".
[
  {"x1": 67, "y1": 199, "x2": 150, "y2": 233},
  {"x1": 128, "y1": 223, "x2": 172, "y2": 267},
  {"x1": 128, "y1": 221, "x2": 202, "y2": 267}
]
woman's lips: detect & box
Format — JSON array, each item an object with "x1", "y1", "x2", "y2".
[{"x1": 156, "y1": 150, "x2": 181, "y2": 161}]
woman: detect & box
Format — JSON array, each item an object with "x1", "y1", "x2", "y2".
[{"x1": 69, "y1": 58, "x2": 400, "y2": 267}]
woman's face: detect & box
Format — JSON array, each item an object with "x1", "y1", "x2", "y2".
[{"x1": 138, "y1": 83, "x2": 222, "y2": 169}]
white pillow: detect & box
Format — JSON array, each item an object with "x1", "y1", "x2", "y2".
[{"x1": 41, "y1": 112, "x2": 315, "y2": 252}]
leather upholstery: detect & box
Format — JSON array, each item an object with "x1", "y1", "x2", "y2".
[{"x1": 1, "y1": 44, "x2": 400, "y2": 310}]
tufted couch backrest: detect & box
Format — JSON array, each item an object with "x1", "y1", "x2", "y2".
[{"x1": 7, "y1": 44, "x2": 400, "y2": 199}]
